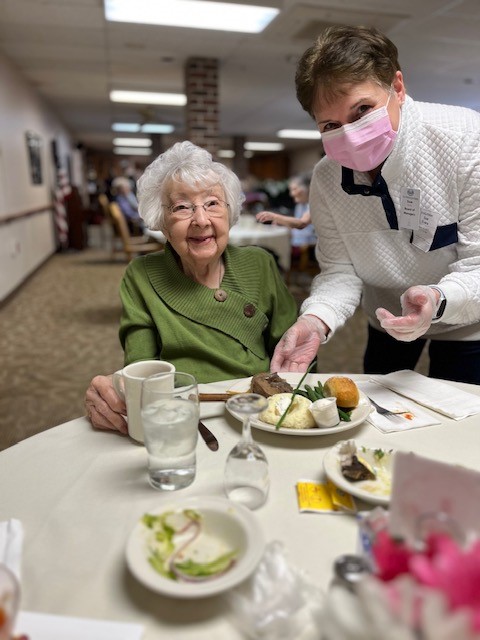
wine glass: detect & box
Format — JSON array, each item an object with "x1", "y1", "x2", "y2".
[{"x1": 224, "y1": 393, "x2": 270, "y2": 510}]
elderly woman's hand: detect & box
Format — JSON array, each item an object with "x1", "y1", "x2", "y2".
[
  {"x1": 85, "y1": 374, "x2": 128, "y2": 434},
  {"x1": 256, "y1": 211, "x2": 278, "y2": 225},
  {"x1": 376, "y1": 285, "x2": 438, "y2": 342},
  {"x1": 271, "y1": 315, "x2": 328, "y2": 372}
]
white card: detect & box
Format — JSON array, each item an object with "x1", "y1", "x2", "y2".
[
  {"x1": 411, "y1": 209, "x2": 440, "y2": 252},
  {"x1": 390, "y1": 451, "x2": 480, "y2": 544}
]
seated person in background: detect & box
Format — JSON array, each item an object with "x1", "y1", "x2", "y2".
[
  {"x1": 112, "y1": 176, "x2": 144, "y2": 232},
  {"x1": 85, "y1": 141, "x2": 298, "y2": 433},
  {"x1": 256, "y1": 173, "x2": 317, "y2": 255}
]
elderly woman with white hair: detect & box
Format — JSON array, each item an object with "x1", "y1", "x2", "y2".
[{"x1": 85, "y1": 141, "x2": 297, "y2": 433}]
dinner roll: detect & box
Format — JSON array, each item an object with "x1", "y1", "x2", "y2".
[{"x1": 323, "y1": 376, "x2": 359, "y2": 409}]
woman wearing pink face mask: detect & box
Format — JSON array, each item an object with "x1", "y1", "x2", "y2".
[{"x1": 272, "y1": 25, "x2": 480, "y2": 384}]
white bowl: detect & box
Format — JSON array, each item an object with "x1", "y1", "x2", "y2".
[{"x1": 126, "y1": 495, "x2": 265, "y2": 598}]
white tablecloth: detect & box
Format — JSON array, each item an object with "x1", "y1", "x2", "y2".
[
  {"x1": 2, "y1": 375, "x2": 480, "y2": 638},
  {"x1": 146, "y1": 220, "x2": 291, "y2": 271}
]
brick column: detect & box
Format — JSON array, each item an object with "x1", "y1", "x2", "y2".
[{"x1": 184, "y1": 57, "x2": 220, "y2": 158}]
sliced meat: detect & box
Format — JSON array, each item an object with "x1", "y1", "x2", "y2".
[
  {"x1": 341, "y1": 455, "x2": 376, "y2": 482},
  {"x1": 250, "y1": 372, "x2": 294, "y2": 397}
]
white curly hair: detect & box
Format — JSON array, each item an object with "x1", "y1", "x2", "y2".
[{"x1": 137, "y1": 141, "x2": 245, "y2": 230}]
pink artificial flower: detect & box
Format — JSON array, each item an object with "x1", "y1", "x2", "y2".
[
  {"x1": 410, "y1": 534, "x2": 480, "y2": 630},
  {"x1": 371, "y1": 529, "x2": 413, "y2": 581}
]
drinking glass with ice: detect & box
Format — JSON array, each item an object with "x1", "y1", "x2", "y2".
[{"x1": 141, "y1": 372, "x2": 199, "y2": 491}]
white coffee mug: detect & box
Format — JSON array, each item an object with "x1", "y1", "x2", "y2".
[{"x1": 112, "y1": 360, "x2": 175, "y2": 443}]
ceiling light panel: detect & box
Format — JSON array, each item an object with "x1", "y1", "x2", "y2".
[
  {"x1": 141, "y1": 124, "x2": 174, "y2": 134},
  {"x1": 277, "y1": 129, "x2": 321, "y2": 139},
  {"x1": 110, "y1": 90, "x2": 186, "y2": 106},
  {"x1": 105, "y1": 0, "x2": 279, "y2": 34},
  {"x1": 244, "y1": 142, "x2": 284, "y2": 151},
  {"x1": 112, "y1": 123, "x2": 141, "y2": 132},
  {"x1": 113, "y1": 147, "x2": 153, "y2": 156},
  {"x1": 112, "y1": 138, "x2": 152, "y2": 147}
]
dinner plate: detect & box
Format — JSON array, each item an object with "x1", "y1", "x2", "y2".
[
  {"x1": 323, "y1": 440, "x2": 395, "y2": 505},
  {"x1": 126, "y1": 496, "x2": 265, "y2": 598},
  {"x1": 227, "y1": 374, "x2": 372, "y2": 436}
]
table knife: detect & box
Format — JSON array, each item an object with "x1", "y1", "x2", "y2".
[{"x1": 198, "y1": 420, "x2": 219, "y2": 451}]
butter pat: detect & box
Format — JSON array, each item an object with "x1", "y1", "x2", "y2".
[{"x1": 309, "y1": 397, "x2": 340, "y2": 428}]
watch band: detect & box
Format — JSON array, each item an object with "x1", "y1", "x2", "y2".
[{"x1": 430, "y1": 286, "x2": 446, "y2": 322}]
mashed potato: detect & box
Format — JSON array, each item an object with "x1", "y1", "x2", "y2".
[{"x1": 259, "y1": 393, "x2": 316, "y2": 429}]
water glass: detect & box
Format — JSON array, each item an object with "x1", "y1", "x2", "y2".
[{"x1": 141, "y1": 372, "x2": 199, "y2": 491}]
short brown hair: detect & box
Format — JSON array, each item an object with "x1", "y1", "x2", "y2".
[{"x1": 295, "y1": 25, "x2": 401, "y2": 116}]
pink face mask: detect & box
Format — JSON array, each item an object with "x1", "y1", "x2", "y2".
[{"x1": 321, "y1": 93, "x2": 397, "y2": 172}]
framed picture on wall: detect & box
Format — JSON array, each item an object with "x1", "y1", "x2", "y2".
[{"x1": 25, "y1": 131, "x2": 43, "y2": 184}]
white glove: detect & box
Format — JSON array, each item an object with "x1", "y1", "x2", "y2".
[
  {"x1": 271, "y1": 315, "x2": 328, "y2": 372},
  {"x1": 375, "y1": 285, "x2": 438, "y2": 342}
]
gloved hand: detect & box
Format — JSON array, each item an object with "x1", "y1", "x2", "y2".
[
  {"x1": 271, "y1": 315, "x2": 329, "y2": 372},
  {"x1": 375, "y1": 285, "x2": 438, "y2": 342}
]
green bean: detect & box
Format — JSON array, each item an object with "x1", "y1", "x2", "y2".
[
  {"x1": 338, "y1": 407, "x2": 352, "y2": 422},
  {"x1": 314, "y1": 382, "x2": 325, "y2": 398},
  {"x1": 294, "y1": 389, "x2": 310, "y2": 399},
  {"x1": 304, "y1": 385, "x2": 318, "y2": 402}
]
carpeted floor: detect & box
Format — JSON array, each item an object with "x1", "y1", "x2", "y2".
[
  {"x1": 0, "y1": 246, "x2": 126, "y2": 450},
  {"x1": 0, "y1": 237, "x2": 427, "y2": 451}
]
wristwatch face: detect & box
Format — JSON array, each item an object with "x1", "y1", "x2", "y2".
[{"x1": 434, "y1": 290, "x2": 447, "y2": 320}]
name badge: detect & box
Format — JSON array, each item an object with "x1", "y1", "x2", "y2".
[
  {"x1": 399, "y1": 187, "x2": 421, "y2": 230},
  {"x1": 412, "y1": 209, "x2": 440, "y2": 252}
]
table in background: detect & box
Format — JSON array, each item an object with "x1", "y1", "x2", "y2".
[
  {"x1": 146, "y1": 217, "x2": 291, "y2": 271},
  {"x1": 2, "y1": 375, "x2": 480, "y2": 639}
]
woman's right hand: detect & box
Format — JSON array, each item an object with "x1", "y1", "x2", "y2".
[
  {"x1": 85, "y1": 374, "x2": 128, "y2": 434},
  {"x1": 256, "y1": 211, "x2": 277, "y2": 224},
  {"x1": 270, "y1": 315, "x2": 329, "y2": 372}
]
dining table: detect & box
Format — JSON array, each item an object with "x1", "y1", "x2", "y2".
[
  {"x1": 2, "y1": 373, "x2": 480, "y2": 639},
  {"x1": 146, "y1": 215, "x2": 292, "y2": 272}
]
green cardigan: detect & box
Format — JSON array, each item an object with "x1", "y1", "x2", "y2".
[{"x1": 119, "y1": 243, "x2": 298, "y2": 383}]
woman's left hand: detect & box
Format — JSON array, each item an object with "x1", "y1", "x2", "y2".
[{"x1": 375, "y1": 285, "x2": 438, "y2": 342}]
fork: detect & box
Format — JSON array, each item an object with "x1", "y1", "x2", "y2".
[{"x1": 367, "y1": 397, "x2": 405, "y2": 421}]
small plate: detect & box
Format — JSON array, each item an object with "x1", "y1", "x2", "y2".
[
  {"x1": 323, "y1": 441, "x2": 395, "y2": 505},
  {"x1": 227, "y1": 374, "x2": 372, "y2": 436},
  {"x1": 126, "y1": 496, "x2": 265, "y2": 598}
]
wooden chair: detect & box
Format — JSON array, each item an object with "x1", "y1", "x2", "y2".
[
  {"x1": 108, "y1": 202, "x2": 163, "y2": 261},
  {"x1": 97, "y1": 193, "x2": 111, "y2": 219}
]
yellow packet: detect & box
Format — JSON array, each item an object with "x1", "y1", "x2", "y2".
[
  {"x1": 327, "y1": 480, "x2": 357, "y2": 513},
  {"x1": 296, "y1": 480, "x2": 356, "y2": 514}
]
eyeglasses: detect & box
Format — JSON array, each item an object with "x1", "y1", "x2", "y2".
[{"x1": 164, "y1": 198, "x2": 230, "y2": 219}]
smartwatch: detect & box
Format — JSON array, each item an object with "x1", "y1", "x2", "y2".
[{"x1": 430, "y1": 286, "x2": 446, "y2": 322}]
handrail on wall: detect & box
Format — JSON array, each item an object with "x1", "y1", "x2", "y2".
[{"x1": 0, "y1": 204, "x2": 52, "y2": 226}]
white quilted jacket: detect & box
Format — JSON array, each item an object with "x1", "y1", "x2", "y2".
[{"x1": 304, "y1": 95, "x2": 480, "y2": 341}]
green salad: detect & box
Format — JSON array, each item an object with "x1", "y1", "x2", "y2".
[{"x1": 142, "y1": 509, "x2": 238, "y2": 582}]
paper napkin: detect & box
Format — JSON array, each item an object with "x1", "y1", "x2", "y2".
[
  {"x1": 16, "y1": 611, "x2": 144, "y2": 640},
  {"x1": 0, "y1": 518, "x2": 23, "y2": 580},
  {"x1": 371, "y1": 370, "x2": 480, "y2": 420},
  {"x1": 357, "y1": 381, "x2": 441, "y2": 433}
]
